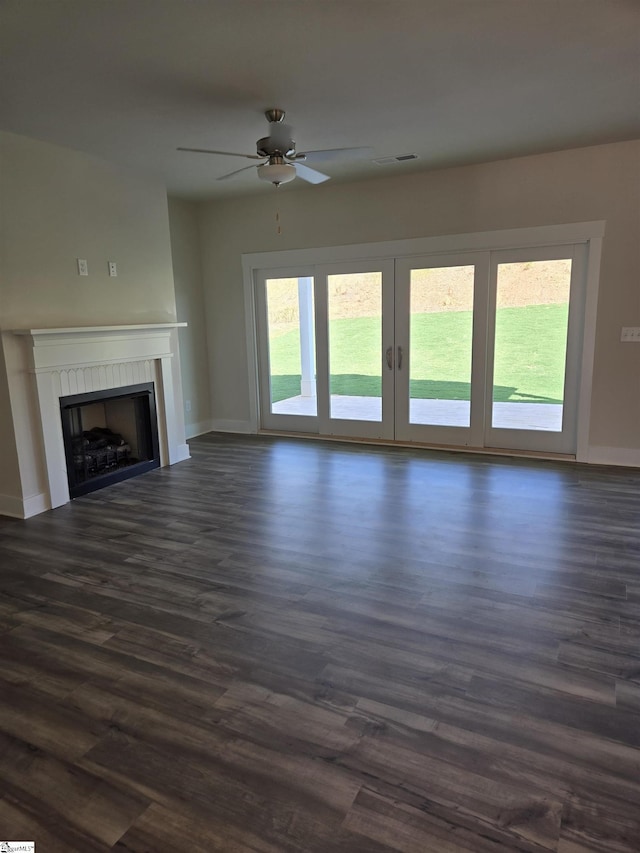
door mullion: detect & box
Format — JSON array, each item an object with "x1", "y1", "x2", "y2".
[
  {"x1": 482, "y1": 253, "x2": 499, "y2": 442},
  {"x1": 254, "y1": 271, "x2": 271, "y2": 427},
  {"x1": 393, "y1": 258, "x2": 410, "y2": 442},
  {"x1": 382, "y1": 259, "x2": 397, "y2": 439},
  {"x1": 314, "y1": 270, "x2": 330, "y2": 434},
  {"x1": 469, "y1": 253, "x2": 491, "y2": 447},
  {"x1": 561, "y1": 243, "x2": 587, "y2": 440}
]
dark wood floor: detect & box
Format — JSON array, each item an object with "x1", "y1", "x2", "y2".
[{"x1": 1, "y1": 433, "x2": 639, "y2": 852}]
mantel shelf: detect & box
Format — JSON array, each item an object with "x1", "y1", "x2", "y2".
[{"x1": 14, "y1": 323, "x2": 187, "y2": 337}]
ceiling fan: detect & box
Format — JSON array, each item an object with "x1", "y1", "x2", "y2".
[{"x1": 178, "y1": 108, "x2": 372, "y2": 187}]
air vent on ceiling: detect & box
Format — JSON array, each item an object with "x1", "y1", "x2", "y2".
[{"x1": 373, "y1": 154, "x2": 419, "y2": 165}]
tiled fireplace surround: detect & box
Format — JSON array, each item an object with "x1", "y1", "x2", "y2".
[{"x1": 4, "y1": 324, "x2": 190, "y2": 518}]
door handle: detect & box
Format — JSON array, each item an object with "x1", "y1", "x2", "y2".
[
  {"x1": 385, "y1": 346, "x2": 393, "y2": 370},
  {"x1": 397, "y1": 346, "x2": 403, "y2": 370}
]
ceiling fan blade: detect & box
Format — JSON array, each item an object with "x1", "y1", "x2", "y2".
[
  {"x1": 294, "y1": 162, "x2": 330, "y2": 185},
  {"x1": 217, "y1": 164, "x2": 259, "y2": 181},
  {"x1": 296, "y1": 146, "x2": 374, "y2": 163},
  {"x1": 177, "y1": 147, "x2": 262, "y2": 160}
]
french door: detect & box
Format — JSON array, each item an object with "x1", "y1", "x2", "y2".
[
  {"x1": 394, "y1": 252, "x2": 488, "y2": 447},
  {"x1": 256, "y1": 261, "x2": 395, "y2": 439},
  {"x1": 255, "y1": 244, "x2": 586, "y2": 455}
]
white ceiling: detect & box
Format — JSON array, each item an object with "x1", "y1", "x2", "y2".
[{"x1": 1, "y1": 0, "x2": 638, "y2": 199}]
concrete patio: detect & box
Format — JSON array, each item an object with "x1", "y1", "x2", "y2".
[{"x1": 272, "y1": 395, "x2": 563, "y2": 431}]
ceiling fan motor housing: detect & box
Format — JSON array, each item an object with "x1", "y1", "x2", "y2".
[{"x1": 256, "y1": 135, "x2": 296, "y2": 159}]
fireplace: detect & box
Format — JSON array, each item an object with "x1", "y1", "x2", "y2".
[
  {"x1": 60, "y1": 382, "x2": 160, "y2": 497},
  {"x1": 3, "y1": 323, "x2": 190, "y2": 518}
]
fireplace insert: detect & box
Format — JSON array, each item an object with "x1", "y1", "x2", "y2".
[{"x1": 59, "y1": 383, "x2": 160, "y2": 497}]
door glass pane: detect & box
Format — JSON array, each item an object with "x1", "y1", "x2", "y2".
[
  {"x1": 492, "y1": 259, "x2": 571, "y2": 431},
  {"x1": 409, "y1": 266, "x2": 474, "y2": 427},
  {"x1": 327, "y1": 272, "x2": 382, "y2": 421},
  {"x1": 265, "y1": 277, "x2": 316, "y2": 416}
]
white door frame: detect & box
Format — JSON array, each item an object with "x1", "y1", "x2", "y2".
[{"x1": 243, "y1": 221, "x2": 605, "y2": 460}]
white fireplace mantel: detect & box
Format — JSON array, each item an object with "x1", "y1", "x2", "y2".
[
  {"x1": 16, "y1": 323, "x2": 187, "y2": 369},
  {"x1": 8, "y1": 323, "x2": 190, "y2": 516}
]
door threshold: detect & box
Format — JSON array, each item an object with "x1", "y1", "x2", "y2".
[{"x1": 257, "y1": 429, "x2": 576, "y2": 463}]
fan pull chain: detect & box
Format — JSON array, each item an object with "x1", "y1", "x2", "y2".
[{"x1": 275, "y1": 209, "x2": 282, "y2": 236}]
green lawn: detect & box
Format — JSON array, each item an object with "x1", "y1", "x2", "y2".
[{"x1": 269, "y1": 303, "x2": 568, "y2": 404}]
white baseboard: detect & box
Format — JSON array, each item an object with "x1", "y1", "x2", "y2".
[
  {"x1": 0, "y1": 493, "x2": 25, "y2": 518},
  {"x1": 174, "y1": 443, "x2": 191, "y2": 463},
  {"x1": 185, "y1": 419, "x2": 215, "y2": 439},
  {"x1": 211, "y1": 419, "x2": 255, "y2": 434},
  {"x1": 23, "y1": 492, "x2": 50, "y2": 518},
  {"x1": 587, "y1": 446, "x2": 640, "y2": 468},
  {"x1": 0, "y1": 491, "x2": 50, "y2": 519}
]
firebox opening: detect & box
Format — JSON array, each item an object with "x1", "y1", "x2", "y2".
[{"x1": 60, "y1": 383, "x2": 160, "y2": 498}]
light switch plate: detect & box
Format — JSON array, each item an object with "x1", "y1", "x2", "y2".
[
  {"x1": 621, "y1": 327, "x2": 640, "y2": 342},
  {"x1": 108, "y1": 261, "x2": 117, "y2": 277},
  {"x1": 77, "y1": 258, "x2": 88, "y2": 276}
]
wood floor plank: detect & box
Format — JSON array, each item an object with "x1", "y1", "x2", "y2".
[
  {"x1": 343, "y1": 787, "x2": 554, "y2": 853},
  {"x1": 113, "y1": 800, "x2": 284, "y2": 852},
  {"x1": 345, "y1": 701, "x2": 640, "y2": 825},
  {"x1": 0, "y1": 677, "x2": 105, "y2": 760},
  {"x1": 557, "y1": 637, "x2": 640, "y2": 680},
  {"x1": 0, "y1": 795, "x2": 109, "y2": 853},
  {"x1": 466, "y1": 674, "x2": 640, "y2": 748},
  {"x1": 0, "y1": 731, "x2": 149, "y2": 848},
  {"x1": 81, "y1": 729, "x2": 385, "y2": 853},
  {"x1": 332, "y1": 728, "x2": 565, "y2": 849},
  {"x1": 615, "y1": 680, "x2": 640, "y2": 712},
  {"x1": 559, "y1": 795, "x2": 640, "y2": 852},
  {"x1": 0, "y1": 432, "x2": 639, "y2": 850}
]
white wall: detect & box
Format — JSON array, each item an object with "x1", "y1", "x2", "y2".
[
  {"x1": 0, "y1": 131, "x2": 177, "y2": 329},
  {"x1": 0, "y1": 131, "x2": 181, "y2": 515},
  {"x1": 168, "y1": 199, "x2": 212, "y2": 438},
  {"x1": 198, "y1": 140, "x2": 640, "y2": 461}
]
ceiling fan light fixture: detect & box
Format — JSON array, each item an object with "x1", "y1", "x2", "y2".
[{"x1": 257, "y1": 162, "x2": 296, "y2": 186}]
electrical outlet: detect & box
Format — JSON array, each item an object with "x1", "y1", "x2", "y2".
[
  {"x1": 77, "y1": 258, "x2": 88, "y2": 276},
  {"x1": 108, "y1": 261, "x2": 117, "y2": 277},
  {"x1": 621, "y1": 327, "x2": 640, "y2": 342},
  {"x1": 185, "y1": 400, "x2": 192, "y2": 413}
]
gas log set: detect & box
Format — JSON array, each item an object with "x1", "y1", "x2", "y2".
[
  {"x1": 71, "y1": 426, "x2": 134, "y2": 481},
  {"x1": 60, "y1": 383, "x2": 160, "y2": 498}
]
